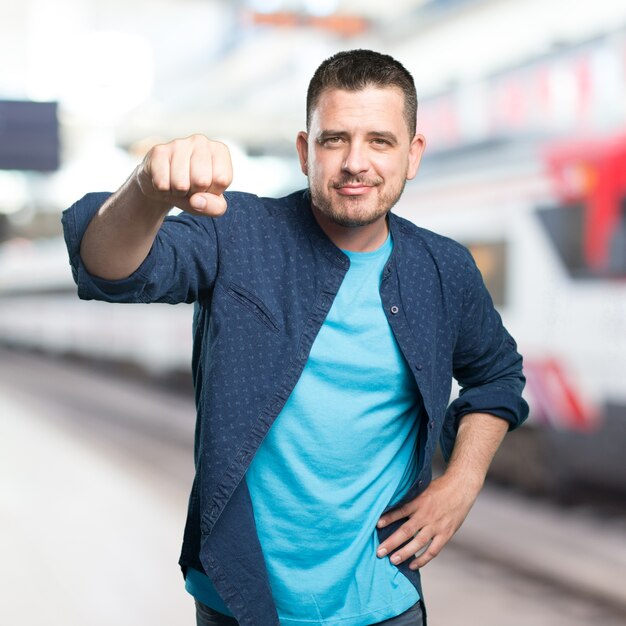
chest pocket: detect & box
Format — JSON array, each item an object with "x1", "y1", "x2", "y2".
[{"x1": 223, "y1": 282, "x2": 280, "y2": 334}]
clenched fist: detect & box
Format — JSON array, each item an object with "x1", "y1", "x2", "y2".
[{"x1": 136, "y1": 134, "x2": 233, "y2": 217}]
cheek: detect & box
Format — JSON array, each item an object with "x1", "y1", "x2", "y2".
[
  {"x1": 378, "y1": 156, "x2": 408, "y2": 181},
  {"x1": 309, "y1": 155, "x2": 334, "y2": 183}
]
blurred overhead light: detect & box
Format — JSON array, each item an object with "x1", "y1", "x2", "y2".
[
  {"x1": 59, "y1": 31, "x2": 154, "y2": 125},
  {"x1": 0, "y1": 172, "x2": 29, "y2": 215},
  {"x1": 304, "y1": 0, "x2": 339, "y2": 17},
  {"x1": 249, "y1": 0, "x2": 284, "y2": 13},
  {"x1": 245, "y1": 10, "x2": 368, "y2": 36},
  {"x1": 45, "y1": 129, "x2": 138, "y2": 210}
]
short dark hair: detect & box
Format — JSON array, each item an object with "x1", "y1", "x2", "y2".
[{"x1": 306, "y1": 49, "x2": 418, "y2": 137}]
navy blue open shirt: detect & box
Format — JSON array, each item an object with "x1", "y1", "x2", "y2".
[{"x1": 62, "y1": 189, "x2": 528, "y2": 626}]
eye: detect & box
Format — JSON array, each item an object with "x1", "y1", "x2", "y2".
[
  {"x1": 323, "y1": 136, "x2": 343, "y2": 146},
  {"x1": 371, "y1": 138, "x2": 391, "y2": 147}
]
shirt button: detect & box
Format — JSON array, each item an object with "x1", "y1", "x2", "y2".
[
  {"x1": 390, "y1": 305, "x2": 399, "y2": 315},
  {"x1": 428, "y1": 421, "x2": 434, "y2": 430},
  {"x1": 414, "y1": 363, "x2": 422, "y2": 371}
]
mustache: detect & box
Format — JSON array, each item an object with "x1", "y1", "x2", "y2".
[{"x1": 331, "y1": 176, "x2": 382, "y2": 188}]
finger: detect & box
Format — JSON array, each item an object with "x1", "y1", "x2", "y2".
[
  {"x1": 186, "y1": 136, "x2": 212, "y2": 195},
  {"x1": 376, "y1": 517, "x2": 422, "y2": 558},
  {"x1": 207, "y1": 141, "x2": 233, "y2": 196},
  {"x1": 169, "y1": 139, "x2": 194, "y2": 198},
  {"x1": 409, "y1": 536, "x2": 445, "y2": 570},
  {"x1": 189, "y1": 192, "x2": 227, "y2": 217},
  {"x1": 377, "y1": 501, "x2": 414, "y2": 529},
  {"x1": 146, "y1": 144, "x2": 172, "y2": 194},
  {"x1": 387, "y1": 530, "x2": 433, "y2": 566}
]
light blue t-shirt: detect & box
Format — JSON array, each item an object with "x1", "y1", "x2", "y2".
[{"x1": 186, "y1": 233, "x2": 422, "y2": 624}]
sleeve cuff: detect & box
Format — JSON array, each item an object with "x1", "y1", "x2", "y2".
[{"x1": 61, "y1": 192, "x2": 157, "y2": 303}]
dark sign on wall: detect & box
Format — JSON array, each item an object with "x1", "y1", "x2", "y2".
[{"x1": 0, "y1": 100, "x2": 60, "y2": 171}]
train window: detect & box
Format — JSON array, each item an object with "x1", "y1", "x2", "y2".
[
  {"x1": 464, "y1": 241, "x2": 508, "y2": 308},
  {"x1": 536, "y1": 200, "x2": 626, "y2": 279},
  {"x1": 609, "y1": 198, "x2": 626, "y2": 274},
  {"x1": 536, "y1": 203, "x2": 586, "y2": 276}
]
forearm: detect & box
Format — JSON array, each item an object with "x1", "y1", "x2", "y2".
[
  {"x1": 79, "y1": 170, "x2": 171, "y2": 280},
  {"x1": 375, "y1": 411, "x2": 509, "y2": 568},
  {"x1": 79, "y1": 136, "x2": 232, "y2": 281},
  {"x1": 443, "y1": 411, "x2": 509, "y2": 493}
]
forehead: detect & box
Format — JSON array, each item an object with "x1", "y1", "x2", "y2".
[{"x1": 310, "y1": 86, "x2": 408, "y2": 136}]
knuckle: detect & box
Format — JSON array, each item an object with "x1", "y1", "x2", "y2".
[
  {"x1": 399, "y1": 526, "x2": 414, "y2": 541},
  {"x1": 193, "y1": 176, "x2": 212, "y2": 190},
  {"x1": 212, "y1": 172, "x2": 231, "y2": 188},
  {"x1": 171, "y1": 179, "x2": 189, "y2": 191},
  {"x1": 398, "y1": 504, "x2": 411, "y2": 518},
  {"x1": 151, "y1": 143, "x2": 168, "y2": 158},
  {"x1": 153, "y1": 178, "x2": 170, "y2": 192},
  {"x1": 212, "y1": 141, "x2": 231, "y2": 159},
  {"x1": 211, "y1": 139, "x2": 227, "y2": 150},
  {"x1": 427, "y1": 547, "x2": 439, "y2": 559}
]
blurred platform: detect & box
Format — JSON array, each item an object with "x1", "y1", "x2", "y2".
[
  {"x1": 1, "y1": 349, "x2": 625, "y2": 626},
  {"x1": 0, "y1": 368, "x2": 195, "y2": 626}
]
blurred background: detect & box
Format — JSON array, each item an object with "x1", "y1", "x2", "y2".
[{"x1": 1, "y1": 0, "x2": 625, "y2": 624}]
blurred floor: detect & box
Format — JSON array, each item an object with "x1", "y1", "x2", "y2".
[
  {"x1": 424, "y1": 546, "x2": 625, "y2": 626},
  {"x1": 0, "y1": 368, "x2": 195, "y2": 626},
  {"x1": 1, "y1": 349, "x2": 625, "y2": 626}
]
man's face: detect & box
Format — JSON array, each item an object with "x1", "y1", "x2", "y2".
[{"x1": 296, "y1": 86, "x2": 425, "y2": 229}]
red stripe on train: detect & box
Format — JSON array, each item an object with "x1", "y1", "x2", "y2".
[{"x1": 523, "y1": 357, "x2": 599, "y2": 431}]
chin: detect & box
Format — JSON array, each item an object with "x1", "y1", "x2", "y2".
[
  {"x1": 333, "y1": 211, "x2": 386, "y2": 228},
  {"x1": 326, "y1": 206, "x2": 386, "y2": 228},
  {"x1": 312, "y1": 195, "x2": 386, "y2": 228}
]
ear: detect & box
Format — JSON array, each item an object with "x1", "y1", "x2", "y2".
[
  {"x1": 406, "y1": 133, "x2": 426, "y2": 181},
  {"x1": 296, "y1": 131, "x2": 309, "y2": 176}
]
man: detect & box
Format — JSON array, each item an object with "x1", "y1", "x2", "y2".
[{"x1": 62, "y1": 50, "x2": 528, "y2": 626}]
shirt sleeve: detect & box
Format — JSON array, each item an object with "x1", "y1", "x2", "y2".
[
  {"x1": 61, "y1": 192, "x2": 220, "y2": 304},
  {"x1": 442, "y1": 250, "x2": 529, "y2": 452}
]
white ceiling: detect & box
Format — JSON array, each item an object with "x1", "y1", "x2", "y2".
[
  {"x1": 3, "y1": 0, "x2": 626, "y2": 149},
  {"x1": 2, "y1": 0, "x2": 626, "y2": 207}
]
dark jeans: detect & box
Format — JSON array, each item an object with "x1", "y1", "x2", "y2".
[{"x1": 195, "y1": 598, "x2": 424, "y2": 626}]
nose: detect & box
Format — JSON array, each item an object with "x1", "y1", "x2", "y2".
[{"x1": 342, "y1": 141, "x2": 369, "y2": 175}]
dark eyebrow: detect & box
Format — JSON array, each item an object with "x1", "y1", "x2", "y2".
[
  {"x1": 367, "y1": 131, "x2": 399, "y2": 145},
  {"x1": 316, "y1": 130, "x2": 348, "y2": 144},
  {"x1": 315, "y1": 130, "x2": 400, "y2": 145}
]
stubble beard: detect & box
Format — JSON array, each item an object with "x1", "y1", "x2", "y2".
[{"x1": 309, "y1": 177, "x2": 407, "y2": 228}]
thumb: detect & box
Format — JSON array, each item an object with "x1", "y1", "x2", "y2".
[{"x1": 189, "y1": 192, "x2": 227, "y2": 216}]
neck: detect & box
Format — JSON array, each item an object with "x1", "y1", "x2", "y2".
[{"x1": 311, "y1": 206, "x2": 389, "y2": 252}]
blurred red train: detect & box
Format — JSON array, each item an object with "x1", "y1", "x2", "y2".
[{"x1": 395, "y1": 131, "x2": 626, "y2": 496}]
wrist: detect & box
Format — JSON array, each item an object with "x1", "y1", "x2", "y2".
[
  {"x1": 131, "y1": 166, "x2": 173, "y2": 216},
  {"x1": 441, "y1": 464, "x2": 486, "y2": 496}
]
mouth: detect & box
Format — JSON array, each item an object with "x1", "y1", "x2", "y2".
[{"x1": 334, "y1": 183, "x2": 376, "y2": 196}]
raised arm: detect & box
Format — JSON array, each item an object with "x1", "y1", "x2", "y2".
[{"x1": 80, "y1": 135, "x2": 233, "y2": 280}]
